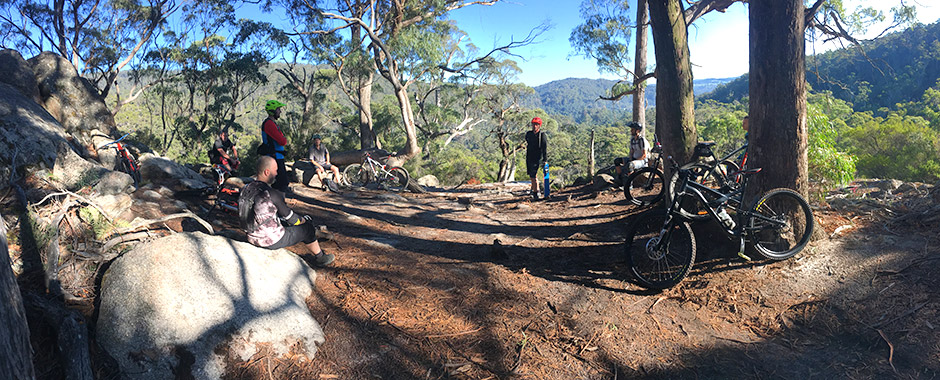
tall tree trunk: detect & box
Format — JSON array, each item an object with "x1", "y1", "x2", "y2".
[
  {"x1": 0, "y1": 213, "x2": 36, "y2": 380},
  {"x1": 747, "y1": 0, "x2": 809, "y2": 199},
  {"x1": 389, "y1": 86, "x2": 421, "y2": 165},
  {"x1": 648, "y1": 0, "x2": 697, "y2": 165},
  {"x1": 634, "y1": 0, "x2": 649, "y2": 129},
  {"x1": 358, "y1": 73, "x2": 378, "y2": 149}
]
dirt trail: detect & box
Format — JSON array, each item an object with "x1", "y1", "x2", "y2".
[{"x1": 218, "y1": 182, "x2": 937, "y2": 379}]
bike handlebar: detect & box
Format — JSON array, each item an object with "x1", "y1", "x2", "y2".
[{"x1": 98, "y1": 133, "x2": 131, "y2": 149}]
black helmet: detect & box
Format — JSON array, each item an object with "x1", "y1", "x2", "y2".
[{"x1": 628, "y1": 122, "x2": 643, "y2": 130}]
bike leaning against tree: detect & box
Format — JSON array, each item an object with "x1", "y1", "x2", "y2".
[
  {"x1": 624, "y1": 156, "x2": 814, "y2": 290},
  {"x1": 666, "y1": 141, "x2": 749, "y2": 220},
  {"x1": 342, "y1": 152, "x2": 410, "y2": 192}
]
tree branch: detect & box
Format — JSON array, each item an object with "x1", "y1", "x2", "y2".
[{"x1": 684, "y1": 0, "x2": 741, "y2": 25}]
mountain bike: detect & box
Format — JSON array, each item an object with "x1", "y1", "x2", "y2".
[
  {"x1": 666, "y1": 141, "x2": 748, "y2": 220},
  {"x1": 342, "y1": 152, "x2": 410, "y2": 192},
  {"x1": 204, "y1": 163, "x2": 239, "y2": 216},
  {"x1": 624, "y1": 157, "x2": 813, "y2": 290},
  {"x1": 98, "y1": 133, "x2": 142, "y2": 188},
  {"x1": 623, "y1": 140, "x2": 665, "y2": 206}
]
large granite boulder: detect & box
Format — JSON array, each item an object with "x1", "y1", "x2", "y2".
[
  {"x1": 0, "y1": 49, "x2": 42, "y2": 104},
  {"x1": 96, "y1": 232, "x2": 325, "y2": 380},
  {"x1": 138, "y1": 153, "x2": 213, "y2": 190},
  {"x1": 52, "y1": 142, "x2": 109, "y2": 190},
  {"x1": 28, "y1": 51, "x2": 116, "y2": 147},
  {"x1": 0, "y1": 82, "x2": 71, "y2": 169}
]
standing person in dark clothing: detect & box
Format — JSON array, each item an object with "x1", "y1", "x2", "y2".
[
  {"x1": 525, "y1": 117, "x2": 548, "y2": 200},
  {"x1": 261, "y1": 100, "x2": 290, "y2": 193},
  {"x1": 208, "y1": 129, "x2": 239, "y2": 173}
]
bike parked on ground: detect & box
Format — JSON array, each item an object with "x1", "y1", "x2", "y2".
[
  {"x1": 666, "y1": 141, "x2": 749, "y2": 220},
  {"x1": 343, "y1": 152, "x2": 410, "y2": 192},
  {"x1": 623, "y1": 140, "x2": 666, "y2": 207},
  {"x1": 625, "y1": 156, "x2": 813, "y2": 290}
]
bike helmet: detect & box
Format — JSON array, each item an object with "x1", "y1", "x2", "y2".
[
  {"x1": 312, "y1": 134, "x2": 322, "y2": 140},
  {"x1": 531, "y1": 117, "x2": 542, "y2": 126},
  {"x1": 628, "y1": 121, "x2": 643, "y2": 130},
  {"x1": 265, "y1": 100, "x2": 286, "y2": 113}
]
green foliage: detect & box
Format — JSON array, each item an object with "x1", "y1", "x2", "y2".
[
  {"x1": 569, "y1": 0, "x2": 634, "y2": 77},
  {"x1": 694, "y1": 99, "x2": 748, "y2": 154},
  {"x1": 807, "y1": 103, "x2": 856, "y2": 188},
  {"x1": 839, "y1": 113, "x2": 940, "y2": 182},
  {"x1": 78, "y1": 207, "x2": 112, "y2": 240}
]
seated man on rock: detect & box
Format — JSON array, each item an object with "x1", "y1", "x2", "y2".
[
  {"x1": 306, "y1": 134, "x2": 341, "y2": 192},
  {"x1": 239, "y1": 156, "x2": 335, "y2": 266}
]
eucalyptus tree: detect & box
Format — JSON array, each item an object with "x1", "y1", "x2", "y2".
[
  {"x1": 0, "y1": 0, "x2": 178, "y2": 100},
  {"x1": 570, "y1": 0, "x2": 652, "y2": 127}
]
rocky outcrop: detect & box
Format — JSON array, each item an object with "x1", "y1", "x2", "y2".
[
  {"x1": 97, "y1": 232, "x2": 325, "y2": 380},
  {"x1": 138, "y1": 153, "x2": 213, "y2": 190},
  {"x1": 28, "y1": 51, "x2": 116, "y2": 147},
  {"x1": 0, "y1": 49, "x2": 42, "y2": 105},
  {"x1": 52, "y1": 142, "x2": 109, "y2": 191},
  {"x1": 416, "y1": 174, "x2": 440, "y2": 188},
  {"x1": 0, "y1": 82, "x2": 71, "y2": 169}
]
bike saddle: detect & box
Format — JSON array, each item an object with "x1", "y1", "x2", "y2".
[{"x1": 695, "y1": 141, "x2": 716, "y2": 148}]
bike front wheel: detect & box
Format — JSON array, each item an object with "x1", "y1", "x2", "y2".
[
  {"x1": 624, "y1": 168, "x2": 665, "y2": 207},
  {"x1": 747, "y1": 188, "x2": 814, "y2": 260},
  {"x1": 343, "y1": 164, "x2": 369, "y2": 187},
  {"x1": 378, "y1": 166, "x2": 410, "y2": 192},
  {"x1": 625, "y1": 209, "x2": 697, "y2": 289}
]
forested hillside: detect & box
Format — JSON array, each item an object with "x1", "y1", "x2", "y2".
[
  {"x1": 702, "y1": 20, "x2": 940, "y2": 111},
  {"x1": 531, "y1": 77, "x2": 734, "y2": 123}
]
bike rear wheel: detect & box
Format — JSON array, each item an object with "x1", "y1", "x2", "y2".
[
  {"x1": 378, "y1": 166, "x2": 410, "y2": 192},
  {"x1": 625, "y1": 209, "x2": 697, "y2": 289},
  {"x1": 343, "y1": 164, "x2": 369, "y2": 187},
  {"x1": 747, "y1": 188, "x2": 814, "y2": 260},
  {"x1": 624, "y1": 168, "x2": 665, "y2": 206},
  {"x1": 121, "y1": 155, "x2": 141, "y2": 188}
]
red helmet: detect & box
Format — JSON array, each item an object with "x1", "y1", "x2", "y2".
[{"x1": 531, "y1": 117, "x2": 542, "y2": 126}]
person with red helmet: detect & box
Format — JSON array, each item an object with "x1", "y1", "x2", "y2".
[{"x1": 525, "y1": 117, "x2": 548, "y2": 200}]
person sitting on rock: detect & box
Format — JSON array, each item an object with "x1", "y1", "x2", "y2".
[
  {"x1": 306, "y1": 134, "x2": 341, "y2": 192},
  {"x1": 209, "y1": 128, "x2": 240, "y2": 173},
  {"x1": 238, "y1": 156, "x2": 335, "y2": 266}
]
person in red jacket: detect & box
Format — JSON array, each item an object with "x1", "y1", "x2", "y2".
[{"x1": 262, "y1": 100, "x2": 290, "y2": 192}]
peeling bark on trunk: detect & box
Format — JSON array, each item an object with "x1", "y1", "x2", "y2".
[
  {"x1": 747, "y1": 0, "x2": 809, "y2": 200},
  {"x1": 648, "y1": 0, "x2": 697, "y2": 165},
  {"x1": 358, "y1": 75, "x2": 378, "y2": 150}
]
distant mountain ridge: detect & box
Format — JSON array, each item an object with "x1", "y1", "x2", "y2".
[
  {"x1": 701, "y1": 20, "x2": 940, "y2": 110},
  {"x1": 530, "y1": 77, "x2": 736, "y2": 122}
]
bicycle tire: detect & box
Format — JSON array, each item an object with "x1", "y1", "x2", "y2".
[
  {"x1": 380, "y1": 166, "x2": 410, "y2": 193},
  {"x1": 343, "y1": 164, "x2": 368, "y2": 187},
  {"x1": 121, "y1": 156, "x2": 141, "y2": 188},
  {"x1": 747, "y1": 188, "x2": 814, "y2": 260},
  {"x1": 666, "y1": 161, "x2": 738, "y2": 221},
  {"x1": 625, "y1": 209, "x2": 697, "y2": 289},
  {"x1": 624, "y1": 167, "x2": 665, "y2": 207}
]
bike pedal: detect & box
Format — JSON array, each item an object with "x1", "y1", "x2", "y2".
[{"x1": 736, "y1": 251, "x2": 752, "y2": 261}]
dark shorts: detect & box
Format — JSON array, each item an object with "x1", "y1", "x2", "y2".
[
  {"x1": 317, "y1": 162, "x2": 334, "y2": 171},
  {"x1": 266, "y1": 223, "x2": 318, "y2": 250},
  {"x1": 526, "y1": 157, "x2": 541, "y2": 178}
]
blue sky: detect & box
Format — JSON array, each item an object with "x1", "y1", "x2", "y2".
[{"x1": 449, "y1": 0, "x2": 940, "y2": 87}]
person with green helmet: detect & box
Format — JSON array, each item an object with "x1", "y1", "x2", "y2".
[{"x1": 262, "y1": 100, "x2": 290, "y2": 192}]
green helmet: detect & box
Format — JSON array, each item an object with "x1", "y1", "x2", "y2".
[{"x1": 265, "y1": 100, "x2": 286, "y2": 113}]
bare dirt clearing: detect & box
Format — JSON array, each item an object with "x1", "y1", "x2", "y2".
[{"x1": 218, "y1": 182, "x2": 938, "y2": 379}]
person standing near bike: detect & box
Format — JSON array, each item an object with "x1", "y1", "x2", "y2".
[
  {"x1": 239, "y1": 156, "x2": 336, "y2": 267},
  {"x1": 525, "y1": 117, "x2": 548, "y2": 200},
  {"x1": 209, "y1": 128, "x2": 239, "y2": 173},
  {"x1": 614, "y1": 122, "x2": 649, "y2": 181},
  {"x1": 261, "y1": 100, "x2": 290, "y2": 193}
]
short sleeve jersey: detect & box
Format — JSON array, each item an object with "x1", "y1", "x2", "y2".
[
  {"x1": 630, "y1": 135, "x2": 650, "y2": 160},
  {"x1": 308, "y1": 144, "x2": 329, "y2": 164}
]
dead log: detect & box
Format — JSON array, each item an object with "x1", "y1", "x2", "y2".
[
  {"x1": 330, "y1": 148, "x2": 392, "y2": 166},
  {"x1": 0, "y1": 212, "x2": 37, "y2": 380},
  {"x1": 22, "y1": 292, "x2": 93, "y2": 380}
]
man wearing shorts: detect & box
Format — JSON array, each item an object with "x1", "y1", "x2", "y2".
[
  {"x1": 239, "y1": 156, "x2": 335, "y2": 266},
  {"x1": 307, "y1": 134, "x2": 341, "y2": 192},
  {"x1": 525, "y1": 117, "x2": 548, "y2": 200}
]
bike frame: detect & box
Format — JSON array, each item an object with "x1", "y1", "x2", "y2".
[
  {"x1": 658, "y1": 165, "x2": 787, "y2": 249},
  {"x1": 100, "y1": 133, "x2": 139, "y2": 174},
  {"x1": 361, "y1": 153, "x2": 396, "y2": 180}
]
